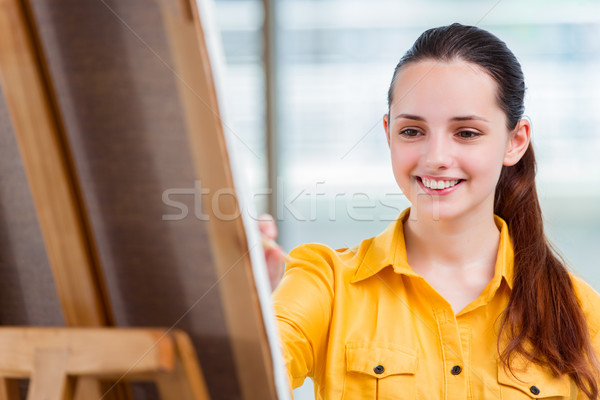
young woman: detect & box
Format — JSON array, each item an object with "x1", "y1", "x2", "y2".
[{"x1": 261, "y1": 23, "x2": 600, "y2": 399}]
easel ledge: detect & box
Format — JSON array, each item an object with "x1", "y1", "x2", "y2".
[{"x1": 0, "y1": 327, "x2": 210, "y2": 400}]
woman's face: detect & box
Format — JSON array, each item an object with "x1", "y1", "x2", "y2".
[{"x1": 383, "y1": 59, "x2": 528, "y2": 222}]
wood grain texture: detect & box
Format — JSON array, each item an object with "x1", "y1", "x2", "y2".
[{"x1": 0, "y1": 0, "x2": 108, "y2": 326}]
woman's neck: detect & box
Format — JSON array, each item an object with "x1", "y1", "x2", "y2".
[{"x1": 404, "y1": 206, "x2": 500, "y2": 270}]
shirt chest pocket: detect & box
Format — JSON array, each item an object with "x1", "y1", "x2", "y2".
[
  {"x1": 343, "y1": 343, "x2": 417, "y2": 400},
  {"x1": 497, "y1": 359, "x2": 573, "y2": 399}
]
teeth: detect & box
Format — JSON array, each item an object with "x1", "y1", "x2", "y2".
[{"x1": 422, "y1": 178, "x2": 460, "y2": 189}]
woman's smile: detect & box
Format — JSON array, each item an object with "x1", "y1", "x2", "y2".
[{"x1": 416, "y1": 175, "x2": 465, "y2": 195}]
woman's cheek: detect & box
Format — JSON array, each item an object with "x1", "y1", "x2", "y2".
[
  {"x1": 390, "y1": 147, "x2": 419, "y2": 197},
  {"x1": 460, "y1": 150, "x2": 504, "y2": 193}
]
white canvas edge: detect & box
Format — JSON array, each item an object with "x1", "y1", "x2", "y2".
[{"x1": 194, "y1": 0, "x2": 292, "y2": 398}]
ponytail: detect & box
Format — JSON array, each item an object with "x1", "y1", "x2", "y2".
[{"x1": 495, "y1": 144, "x2": 600, "y2": 399}]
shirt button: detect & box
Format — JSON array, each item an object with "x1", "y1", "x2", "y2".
[
  {"x1": 450, "y1": 365, "x2": 462, "y2": 375},
  {"x1": 373, "y1": 365, "x2": 385, "y2": 374},
  {"x1": 530, "y1": 386, "x2": 540, "y2": 395}
]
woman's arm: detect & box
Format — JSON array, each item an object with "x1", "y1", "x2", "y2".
[
  {"x1": 271, "y1": 243, "x2": 335, "y2": 389},
  {"x1": 258, "y1": 216, "x2": 335, "y2": 387}
]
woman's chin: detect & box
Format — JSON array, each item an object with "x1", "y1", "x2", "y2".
[{"x1": 408, "y1": 203, "x2": 467, "y2": 223}]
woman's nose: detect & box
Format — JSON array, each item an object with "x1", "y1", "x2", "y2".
[{"x1": 423, "y1": 134, "x2": 452, "y2": 170}]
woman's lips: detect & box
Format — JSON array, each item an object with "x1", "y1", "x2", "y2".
[{"x1": 416, "y1": 176, "x2": 465, "y2": 195}]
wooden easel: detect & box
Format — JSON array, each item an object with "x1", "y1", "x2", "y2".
[
  {"x1": 0, "y1": 327, "x2": 209, "y2": 400},
  {"x1": 0, "y1": 0, "x2": 285, "y2": 398}
]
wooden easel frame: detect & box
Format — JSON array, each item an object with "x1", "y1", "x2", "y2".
[
  {"x1": 158, "y1": 1, "x2": 281, "y2": 398},
  {"x1": 0, "y1": 327, "x2": 210, "y2": 400},
  {"x1": 0, "y1": 0, "x2": 287, "y2": 398},
  {"x1": 0, "y1": 0, "x2": 109, "y2": 328}
]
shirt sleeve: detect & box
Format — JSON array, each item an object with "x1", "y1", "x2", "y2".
[{"x1": 271, "y1": 243, "x2": 335, "y2": 389}]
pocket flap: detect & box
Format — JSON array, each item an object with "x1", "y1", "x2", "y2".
[
  {"x1": 345, "y1": 343, "x2": 417, "y2": 379},
  {"x1": 497, "y1": 358, "x2": 571, "y2": 398}
]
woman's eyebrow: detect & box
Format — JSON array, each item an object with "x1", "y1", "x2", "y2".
[
  {"x1": 451, "y1": 115, "x2": 489, "y2": 122},
  {"x1": 394, "y1": 114, "x2": 425, "y2": 121},
  {"x1": 394, "y1": 114, "x2": 489, "y2": 123}
]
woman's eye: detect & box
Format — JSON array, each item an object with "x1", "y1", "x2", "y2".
[
  {"x1": 399, "y1": 129, "x2": 421, "y2": 137},
  {"x1": 457, "y1": 131, "x2": 480, "y2": 139}
]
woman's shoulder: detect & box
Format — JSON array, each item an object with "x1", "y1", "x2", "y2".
[
  {"x1": 285, "y1": 212, "x2": 408, "y2": 279},
  {"x1": 288, "y1": 237, "x2": 375, "y2": 270},
  {"x1": 570, "y1": 273, "x2": 600, "y2": 337}
]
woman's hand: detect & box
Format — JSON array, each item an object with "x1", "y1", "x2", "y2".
[{"x1": 258, "y1": 214, "x2": 285, "y2": 291}]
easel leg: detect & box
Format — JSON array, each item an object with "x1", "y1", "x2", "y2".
[
  {"x1": 0, "y1": 378, "x2": 20, "y2": 400},
  {"x1": 26, "y1": 349, "x2": 73, "y2": 400}
]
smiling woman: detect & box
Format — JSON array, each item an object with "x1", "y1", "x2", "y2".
[{"x1": 264, "y1": 23, "x2": 600, "y2": 400}]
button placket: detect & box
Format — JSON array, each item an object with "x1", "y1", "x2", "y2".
[{"x1": 434, "y1": 308, "x2": 467, "y2": 397}]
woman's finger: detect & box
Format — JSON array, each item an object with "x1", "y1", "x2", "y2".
[{"x1": 257, "y1": 213, "x2": 278, "y2": 239}]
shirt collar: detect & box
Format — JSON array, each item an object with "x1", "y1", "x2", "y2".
[{"x1": 351, "y1": 207, "x2": 514, "y2": 290}]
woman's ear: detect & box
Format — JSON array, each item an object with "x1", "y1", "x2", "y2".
[
  {"x1": 503, "y1": 118, "x2": 531, "y2": 166},
  {"x1": 383, "y1": 114, "x2": 391, "y2": 148}
]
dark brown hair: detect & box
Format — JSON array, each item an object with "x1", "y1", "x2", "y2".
[{"x1": 387, "y1": 23, "x2": 599, "y2": 398}]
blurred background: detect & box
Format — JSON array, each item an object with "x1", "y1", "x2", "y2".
[{"x1": 213, "y1": 0, "x2": 600, "y2": 397}]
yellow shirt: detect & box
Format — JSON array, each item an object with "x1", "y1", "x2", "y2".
[{"x1": 272, "y1": 208, "x2": 600, "y2": 399}]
